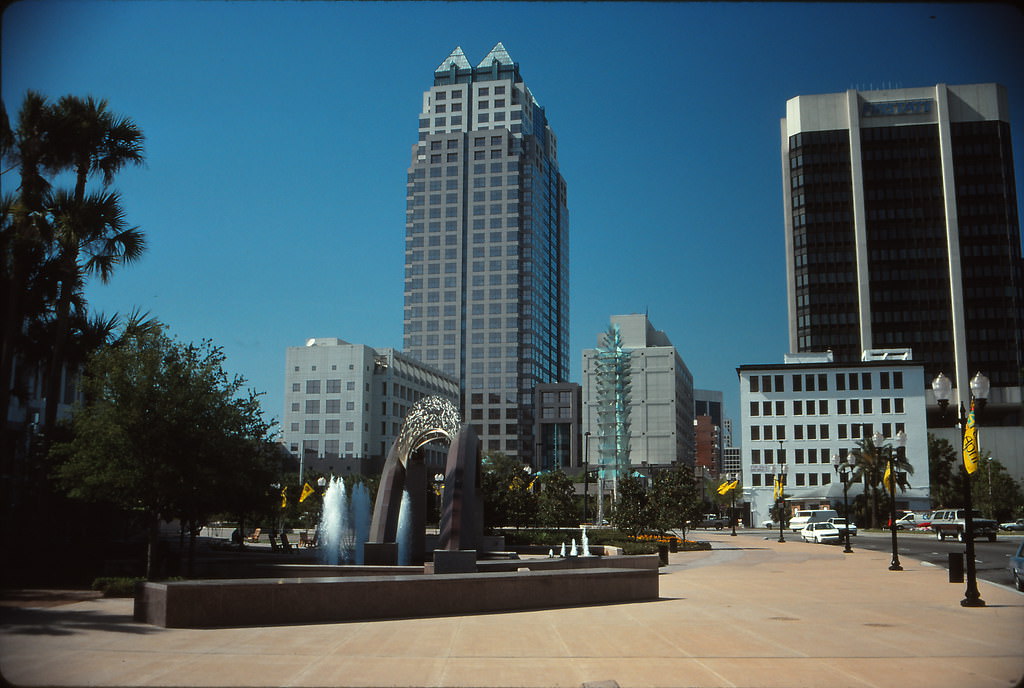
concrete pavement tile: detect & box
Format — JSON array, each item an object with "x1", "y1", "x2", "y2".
[
  {"x1": 294, "y1": 656, "x2": 448, "y2": 687},
  {"x1": 130, "y1": 651, "x2": 322, "y2": 687},
  {"x1": 575, "y1": 658, "x2": 730, "y2": 688},
  {"x1": 699, "y1": 657, "x2": 877, "y2": 688},
  {"x1": 828, "y1": 656, "x2": 1024, "y2": 688},
  {"x1": 449, "y1": 620, "x2": 578, "y2": 658},
  {"x1": 437, "y1": 657, "x2": 583, "y2": 687}
]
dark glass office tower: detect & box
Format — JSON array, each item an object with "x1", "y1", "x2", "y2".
[
  {"x1": 782, "y1": 84, "x2": 1022, "y2": 427},
  {"x1": 402, "y1": 43, "x2": 569, "y2": 462}
]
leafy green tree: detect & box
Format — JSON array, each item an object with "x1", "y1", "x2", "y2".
[
  {"x1": 973, "y1": 457, "x2": 1024, "y2": 522},
  {"x1": 612, "y1": 474, "x2": 649, "y2": 536},
  {"x1": 480, "y1": 452, "x2": 537, "y2": 529},
  {"x1": 536, "y1": 470, "x2": 577, "y2": 527},
  {"x1": 928, "y1": 434, "x2": 960, "y2": 509},
  {"x1": 52, "y1": 324, "x2": 275, "y2": 578},
  {"x1": 649, "y1": 465, "x2": 703, "y2": 539}
]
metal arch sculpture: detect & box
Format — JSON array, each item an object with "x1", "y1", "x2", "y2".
[{"x1": 367, "y1": 396, "x2": 482, "y2": 563}]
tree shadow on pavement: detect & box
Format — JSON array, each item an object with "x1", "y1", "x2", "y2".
[{"x1": 0, "y1": 606, "x2": 162, "y2": 636}]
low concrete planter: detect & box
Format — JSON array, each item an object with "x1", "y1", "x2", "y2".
[{"x1": 136, "y1": 565, "x2": 659, "y2": 628}]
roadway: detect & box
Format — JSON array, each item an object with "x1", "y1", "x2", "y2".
[{"x1": 712, "y1": 526, "x2": 1023, "y2": 590}]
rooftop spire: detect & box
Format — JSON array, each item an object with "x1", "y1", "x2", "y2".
[
  {"x1": 476, "y1": 42, "x2": 514, "y2": 68},
  {"x1": 435, "y1": 46, "x2": 471, "y2": 73}
]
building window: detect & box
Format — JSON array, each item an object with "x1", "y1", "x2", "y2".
[
  {"x1": 326, "y1": 379, "x2": 341, "y2": 393},
  {"x1": 304, "y1": 420, "x2": 319, "y2": 434},
  {"x1": 750, "y1": 376, "x2": 760, "y2": 392},
  {"x1": 305, "y1": 400, "x2": 320, "y2": 414},
  {"x1": 793, "y1": 400, "x2": 803, "y2": 415},
  {"x1": 306, "y1": 380, "x2": 321, "y2": 394}
]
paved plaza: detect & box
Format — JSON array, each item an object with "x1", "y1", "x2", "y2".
[{"x1": 1, "y1": 533, "x2": 1022, "y2": 687}]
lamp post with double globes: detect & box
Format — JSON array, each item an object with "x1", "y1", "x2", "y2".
[
  {"x1": 831, "y1": 453, "x2": 856, "y2": 553},
  {"x1": 776, "y1": 464, "x2": 788, "y2": 543},
  {"x1": 872, "y1": 429, "x2": 907, "y2": 571},
  {"x1": 932, "y1": 371, "x2": 989, "y2": 607},
  {"x1": 728, "y1": 472, "x2": 739, "y2": 537}
]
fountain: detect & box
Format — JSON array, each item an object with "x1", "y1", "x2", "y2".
[
  {"x1": 318, "y1": 476, "x2": 373, "y2": 565},
  {"x1": 136, "y1": 395, "x2": 659, "y2": 628},
  {"x1": 396, "y1": 489, "x2": 412, "y2": 565},
  {"x1": 581, "y1": 526, "x2": 594, "y2": 557},
  {"x1": 320, "y1": 476, "x2": 348, "y2": 565},
  {"x1": 351, "y1": 481, "x2": 371, "y2": 565}
]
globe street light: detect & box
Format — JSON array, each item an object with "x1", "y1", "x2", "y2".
[
  {"x1": 873, "y1": 429, "x2": 906, "y2": 571},
  {"x1": 831, "y1": 453, "x2": 856, "y2": 553},
  {"x1": 932, "y1": 371, "x2": 989, "y2": 607}
]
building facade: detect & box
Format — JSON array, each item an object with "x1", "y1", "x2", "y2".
[
  {"x1": 283, "y1": 339, "x2": 459, "y2": 479},
  {"x1": 532, "y1": 382, "x2": 581, "y2": 472},
  {"x1": 402, "y1": 43, "x2": 569, "y2": 463},
  {"x1": 581, "y1": 314, "x2": 695, "y2": 472},
  {"x1": 738, "y1": 350, "x2": 929, "y2": 527},
  {"x1": 781, "y1": 83, "x2": 1023, "y2": 475},
  {"x1": 694, "y1": 389, "x2": 725, "y2": 475}
]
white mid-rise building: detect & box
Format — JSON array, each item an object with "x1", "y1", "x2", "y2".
[
  {"x1": 581, "y1": 314, "x2": 695, "y2": 471},
  {"x1": 283, "y1": 338, "x2": 459, "y2": 479},
  {"x1": 738, "y1": 350, "x2": 929, "y2": 527}
]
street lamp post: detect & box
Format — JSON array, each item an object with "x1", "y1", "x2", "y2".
[
  {"x1": 729, "y1": 472, "x2": 738, "y2": 537},
  {"x1": 873, "y1": 430, "x2": 906, "y2": 571},
  {"x1": 831, "y1": 453, "x2": 855, "y2": 553},
  {"x1": 932, "y1": 371, "x2": 989, "y2": 607},
  {"x1": 777, "y1": 465, "x2": 788, "y2": 543},
  {"x1": 583, "y1": 431, "x2": 591, "y2": 524}
]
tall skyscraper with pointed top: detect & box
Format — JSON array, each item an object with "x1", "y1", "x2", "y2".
[{"x1": 402, "y1": 43, "x2": 569, "y2": 463}]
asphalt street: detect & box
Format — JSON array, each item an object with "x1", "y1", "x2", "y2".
[{"x1": 698, "y1": 528, "x2": 1023, "y2": 590}]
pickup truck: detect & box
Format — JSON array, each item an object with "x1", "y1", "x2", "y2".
[{"x1": 697, "y1": 514, "x2": 729, "y2": 529}]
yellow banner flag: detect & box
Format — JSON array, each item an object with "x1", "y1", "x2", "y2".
[
  {"x1": 773, "y1": 475, "x2": 782, "y2": 501},
  {"x1": 963, "y1": 402, "x2": 979, "y2": 474},
  {"x1": 729, "y1": 479, "x2": 739, "y2": 492},
  {"x1": 883, "y1": 463, "x2": 895, "y2": 492},
  {"x1": 299, "y1": 482, "x2": 314, "y2": 503},
  {"x1": 280, "y1": 486, "x2": 288, "y2": 509},
  {"x1": 716, "y1": 481, "x2": 730, "y2": 495}
]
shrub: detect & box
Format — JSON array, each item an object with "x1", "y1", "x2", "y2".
[{"x1": 91, "y1": 576, "x2": 145, "y2": 597}]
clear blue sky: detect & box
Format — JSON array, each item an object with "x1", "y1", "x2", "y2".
[{"x1": 4, "y1": 1, "x2": 1023, "y2": 436}]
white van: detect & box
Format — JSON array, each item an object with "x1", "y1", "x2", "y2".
[{"x1": 789, "y1": 509, "x2": 839, "y2": 533}]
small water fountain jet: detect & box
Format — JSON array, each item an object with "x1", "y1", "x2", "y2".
[
  {"x1": 396, "y1": 489, "x2": 412, "y2": 565},
  {"x1": 570, "y1": 539, "x2": 578, "y2": 557},
  {"x1": 350, "y1": 481, "x2": 372, "y2": 565},
  {"x1": 580, "y1": 526, "x2": 594, "y2": 557},
  {"x1": 559, "y1": 542, "x2": 566, "y2": 557},
  {"x1": 320, "y1": 476, "x2": 348, "y2": 565}
]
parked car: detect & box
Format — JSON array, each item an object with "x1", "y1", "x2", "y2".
[
  {"x1": 892, "y1": 513, "x2": 930, "y2": 530},
  {"x1": 1009, "y1": 540, "x2": 1024, "y2": 592},
  {"x1": 789, "y1": 509, "x2": 839, "y2": 533},
  {"x1": 930, "y1": 508, "x2": 998, "y2": 542},
  {"x1": 698, "y1": 514, "x2": 729, "y2": 529},
  {"x1": 827, "y1": 517, "x2": 857, "y2": 536},
  {"x1": 801, "y1": 521, "x2": 841, "y2": 544},
  {"x1": 999, "y1": 518, "x2": 1024, "y2": 532}
]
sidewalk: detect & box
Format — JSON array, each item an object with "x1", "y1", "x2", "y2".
[{"x1": 1, "y1": 533, "x2": 1021, "y2": 688}]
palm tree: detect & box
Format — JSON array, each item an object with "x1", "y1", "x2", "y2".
[
  {"x1": 34, "y1": 95, "x2": 145, "y2": 431},
  {"x1": 1, "y1": 92, "x2": 60, "y2": 447},
  {"x1": 850, "y1": 436, "x2": 914, "y2": 529}
]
